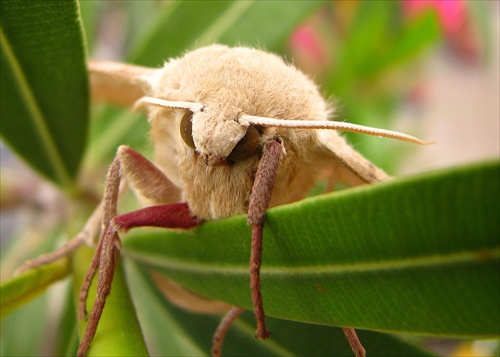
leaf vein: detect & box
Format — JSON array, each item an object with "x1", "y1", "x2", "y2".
[{"x1": 125, "y1": 247, "x2": 500, "y2": 276}]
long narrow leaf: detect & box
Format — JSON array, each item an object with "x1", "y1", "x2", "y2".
[
  {"x1": 128, "y1": 262, "x2": 436, "y2": 356},
  {"x1": 0, "y1": 259, "x2": 68, "y2": 317},
  {"x1": 123, "y1": 160, "x2": 500, "y2": 338}
]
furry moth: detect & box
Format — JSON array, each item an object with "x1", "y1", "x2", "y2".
[{"x1": 18, "y1": 44, "x2": 429, "y2": 357}]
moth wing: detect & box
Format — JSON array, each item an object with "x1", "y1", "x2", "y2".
[
  {"x1": 312, "y1": 130, "x2": 390, "y2": 187},
  {"x1": 88, "y1": 60, "x2": 162, "y2": 107}
]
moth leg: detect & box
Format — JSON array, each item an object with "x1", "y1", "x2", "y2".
[
  {"x1": 116, "y1": 145, "x2": 182, "y2": 205},
  {"x1": 77, "y1": 146, "x2": 189, "y2": 356},
  {"x1": 14, "y1": 194, "x2": 109, "y2": 276},
  {"x1": 15, "y1": 150, "x2": 146, "y2": 277},
  {"x1": 15, "y1": 230, "x2": 86, "y2": 275},
  {"x1": 211, "y1": 307, "x2": 245, "y2": 357},
  {"x1": 77, "y1": 151, "x2": 121, "y2": 357},
  {"x1": 343, "y1": 327, "x2": 366, "y2": 357},
  {"x1": 247, "y1": 138, "x2": 284, "y2": 340},
  {"x1": 78, "y1": 144, "x2": 182, "y2": 319},
  {"x1": 76, "y1": 182, "x2": 127, "y2": 320},
  {"x1": 77, "y1": 219, "x2": 106, "y2": 320}
]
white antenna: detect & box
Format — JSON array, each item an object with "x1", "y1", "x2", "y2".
[
  {"x1": 240, "y1": 115, "x2": 432, "y2": 145},
  {"x1": 134, "y1": 96, "x2": 204, "y2": 112}
]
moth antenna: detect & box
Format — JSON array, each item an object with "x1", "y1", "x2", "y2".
[
  {"x1": 134, "y1": 96, "x2": 204, "y2": 112},
  {"x1": 239, "y1": 115, "x2": 433, "y2": 145}
]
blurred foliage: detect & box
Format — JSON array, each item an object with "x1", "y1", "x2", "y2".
[{"x1": 1, "y1": 1, "x2": 498, "y2": 356}]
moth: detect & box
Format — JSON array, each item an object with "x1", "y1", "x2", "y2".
[{"x1": 18, "y1": 44, "x2": 428, "y2": 357}]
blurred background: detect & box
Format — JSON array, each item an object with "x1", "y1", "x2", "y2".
[{"x1": 1, "y1": 1, "x2": 499, "y2": 356}]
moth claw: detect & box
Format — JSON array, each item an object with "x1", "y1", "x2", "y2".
[{"x1": 254, "y1": 328, "x2": 271, "y2": 340}]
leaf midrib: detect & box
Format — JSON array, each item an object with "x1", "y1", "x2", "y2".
[{"x1": 124, "y1": 246, "x2": 500, "y2": 276}]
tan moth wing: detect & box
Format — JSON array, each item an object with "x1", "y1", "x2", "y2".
[
  {"x1": 89, "y1": 60, "x2": 160, "y2": 106},
  {"x1": 313, "y1": 129, "x2": 390, "y2": 186}
]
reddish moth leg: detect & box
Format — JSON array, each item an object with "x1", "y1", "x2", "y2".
[{"x1": 24, "y1": 45, "x2": 431, "y2": 357}]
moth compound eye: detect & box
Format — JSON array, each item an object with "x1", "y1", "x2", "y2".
[
  {"x1": 180, "y1": 111, "x2": 196, "y2": 149},
  {"x1": 227, "y1": 125, "x2": 261, "y2": 162}
]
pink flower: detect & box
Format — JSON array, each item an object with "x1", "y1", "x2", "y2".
[
  {"x1": 290, "y1": 24, "x2": 327, "y2": 64},
  {"x1": 289, "y1": 23, "x2": 330, "y2": 76}
]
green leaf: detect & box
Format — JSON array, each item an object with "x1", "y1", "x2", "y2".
[
  {"x1": 123, "y1": 160, "x2": 500, "y2": 338},
  {"x1": 0, "y1": 0, "x2": 88, "y2": 189},
  {"x1": 128, "y1": 262, "x2": 436, "y2": 356},
  {"x1": 338, "y1": 2, "x2": 440, "y2": 78},
  {"x1": 381, "y1": 10, "x2": 441, "y2": 71},
  {"x1": 216, "y1": 0, "x2": 325, "y2": 52},
  {"x1": 72, "y1": 246, "x2": 148, "y2": 357},
  {"x1": 0, "y1": 258, "x2": 68, "y2": 317}
]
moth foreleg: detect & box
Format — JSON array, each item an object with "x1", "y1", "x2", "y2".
[
  {"x1": 210, "y1": 139, "x2": 282, "y2": 356},
  {"x1": 77, "y1": 150, "x2": 122, "y2": 357},
  {"x1": 78, "y1": 145, "x2": 182, "y2": 317},
  {"x1": 77, "y1": 146, "x2": 186, "y2": 356},
  {"x1": 247, "y1": 138, "x2": 284, "y2": 340}
]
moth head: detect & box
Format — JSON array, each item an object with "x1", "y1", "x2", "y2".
[{"x1": 135, "y1": 97, "x2": 265, "y2": 164}]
